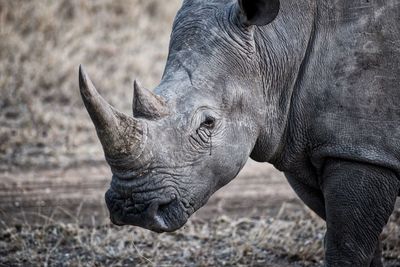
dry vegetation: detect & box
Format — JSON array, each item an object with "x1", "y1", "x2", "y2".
[
  {"x1": 0, "y1": 0, "x2": 180, "y2": 170},
  {"x1": 0, "y1": 1, "x2": 400, "y2": 266},
  {"x1": 0, "y1": 210, "x2": 326, "y2": 266},
  {"x1": 1, "y1": 205, "x2": 400, "y2": 266}
]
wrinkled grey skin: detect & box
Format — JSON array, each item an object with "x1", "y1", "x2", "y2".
[{"x1": 79, "y1": 0, "x2": 400, "y2": 266}]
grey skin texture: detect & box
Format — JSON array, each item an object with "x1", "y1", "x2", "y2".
[{"x1": 79, "y1": 0, "x2": 400, "y2": 266}]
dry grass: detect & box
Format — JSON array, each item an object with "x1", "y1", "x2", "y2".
[
  {"x1": 0, "y1": 0, "x2": 180, "y2": 170},
  {"x1": 0, "y1": 205, "x2": 326, "y2": 267},
  {"x1": 1, "y1": 204, "x2": 399, "y2": 267}
]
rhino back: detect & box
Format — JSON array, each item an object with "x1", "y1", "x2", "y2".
[{"x1": 285, "y1": 0, "x2": 400, "y2": 176}]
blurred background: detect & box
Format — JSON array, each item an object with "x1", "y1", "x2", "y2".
[
  {"x1": 0, "y1": 0, "x2": 180, "y2": 169},
  {"x1": 0, "y1": 1, "x2": 399, "y2": 266}
]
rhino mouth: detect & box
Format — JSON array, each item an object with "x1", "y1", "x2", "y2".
[{"x1": 105, "y1": 181, "x2": 189, "y2": 232}]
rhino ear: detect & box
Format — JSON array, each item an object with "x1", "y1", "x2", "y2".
[{"x1": 237, "y1": 0, "x2": 280, "y2": 26}]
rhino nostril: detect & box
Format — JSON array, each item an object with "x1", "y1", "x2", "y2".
[
  {"x1": 134, "y1": 203, "x2": 147, "y2": 213},
  {"x1": 125, "y1": 198, "x2": 148, "y2": 214}
]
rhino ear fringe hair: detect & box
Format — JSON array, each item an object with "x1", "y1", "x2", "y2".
[{"x1": 237, "y1": 0, "x2": 280, "y2": 26}]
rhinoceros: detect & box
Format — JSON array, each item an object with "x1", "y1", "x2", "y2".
[{"x1": 79, "y1": 0, "x2": 400, "y2": 265}]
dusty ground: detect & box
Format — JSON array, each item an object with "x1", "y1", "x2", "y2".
[
  {"x1": 0, "y1": 0, "x2": 399, "y2": 266},
  {"x1": 0, "y1": 161, "x2": 298, "y2": 225},
  {"x1": 1, "y1": 161, "x2": 328, "y2": 266},
  {"x1": 1, "y1": 161, "x2": 400, "y2": 266}
]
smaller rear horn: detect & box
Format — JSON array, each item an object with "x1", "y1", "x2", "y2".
[{"x1": 133, "y1": 80, "x2": 170, "y2": 120}]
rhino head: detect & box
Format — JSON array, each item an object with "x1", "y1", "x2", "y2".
[{"x1": 80, "y1": 0, "x2": 281, "y2": 232}]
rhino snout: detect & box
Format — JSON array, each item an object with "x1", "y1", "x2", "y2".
[{"x1": 105, "y1": 185, "x2": 187, "y2": 232}]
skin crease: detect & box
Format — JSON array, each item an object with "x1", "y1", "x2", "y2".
[{"x1": 79, "y1": 0, "x2": 400, "y2": 266}]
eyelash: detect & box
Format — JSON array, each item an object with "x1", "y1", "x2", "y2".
[
  {"x1": 196, "y1": 119, "x2": 214, "y2": 155},
  {"x1": 190, "y1": 115, "x2": 217, "y2": 155},
  {"x1": 200, "y1": 116, "x2": 216, "y2": 129}
]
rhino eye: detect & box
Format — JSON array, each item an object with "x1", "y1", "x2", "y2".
[{"x1": 201, "y1": 116, "x2": 216, "y2": 129}]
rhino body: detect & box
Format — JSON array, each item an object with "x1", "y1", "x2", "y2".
[{"x1": 79, "y1": 0, "x2": 400, "y2": 266}]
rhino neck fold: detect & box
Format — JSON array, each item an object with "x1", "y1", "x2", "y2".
[{"x1": 250, "y1": 0, "x2": 317, "y2": 165}]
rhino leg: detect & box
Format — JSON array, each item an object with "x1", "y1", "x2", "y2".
[
  {"x1": 285, "y1": 174, "x2": 326, "y2": 220},
  {"x1": 322, "y1": 159, "x2": 399, "y2": 267},
  {"x1": 370, "y1": 239, "x2": 383, "y2": 267}
]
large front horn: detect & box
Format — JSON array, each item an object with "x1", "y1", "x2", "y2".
[{"x1": 79, "y1": 65, "x2": 146, "y2": 164}]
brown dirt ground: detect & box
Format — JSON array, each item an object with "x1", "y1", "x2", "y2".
[
  {"x1": 1, "y1": 162, "x2": 400, "y2": 266},
  {"x1": 0, "y1": 161, "x2": 297, "y2": 225},
  {"x1": 0, "y1": 161, "x2": 320, "y2": 266}
]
